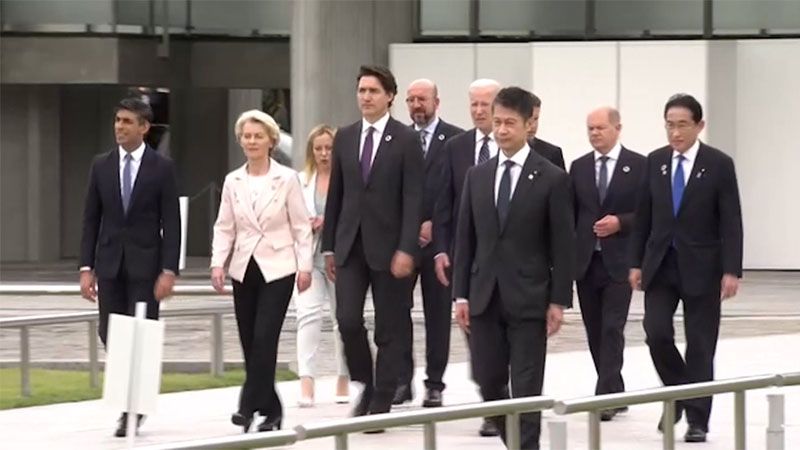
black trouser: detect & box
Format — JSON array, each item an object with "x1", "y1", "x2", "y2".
[
  {"x1": 643, "y1": 248, "x2": 721, "y2": 431},
  {"x1": 398, "y1": 245, "x2": 451, "y2": 391},
  {"x1": 97, "y1": 258, "x2": 159, "y2": 346},
  {"x1": 470, "y1": 288, "x2": 546, "y2": 450},
  {"x1": 576, "y1": 251, "x2": 632, "y2": 395},
  {"x1": 335, "y1": 235, "x2": 414, "y2": 411},
  {"x1": 232, "y1": 259, "x2": 295, "y2": 419}
]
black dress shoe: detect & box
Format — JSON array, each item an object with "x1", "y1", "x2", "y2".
[
  {"x1": 392, "y1": 384, "x2": 413, "y2": 405},
  {"x1": 600, "y1": 406, "x2": 628, "y2": 422},
  {"x1": 422, "y1": 388, "x2": 443, "y2": 407},
  {"x1": 657, "y1": 405, "x2": 684, "y2": 432},
  {"x1": 231, "y1": 412, "x2": 254, "y2": 433},
  {"x1": 479, "y1": 418, "x2": 499, "y2": 437},
  {"x1": 684, "y1": 425, "x2": 707, "y2": 443},
  {"x1": 351, "y1": 385, "x2": 374, "y2": 417},
  {"x1": 257, "y1": 415, "x2": 282, "y2": 432},
  {"x1": 114, "y1": 413, "x2": 144, "y2": 437}
]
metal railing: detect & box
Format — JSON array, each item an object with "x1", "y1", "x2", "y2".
[
  {"x1": 136, "y1": 371, "x2": 799, "y2": 450},
  {"x1": 0, "y1": 284, "x2": 233, "y2": 397}
]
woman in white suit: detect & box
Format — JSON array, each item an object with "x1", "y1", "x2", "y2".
[
  {"x1": 295, "y1": 125, "x2": 349, "y2": 406},
  {"x1": 210, "y1": 110, "x2": 312, "y2": 433}
]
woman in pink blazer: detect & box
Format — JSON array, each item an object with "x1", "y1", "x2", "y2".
[{"x1": 210, "y1": 110, "x2": 312, "y2": 433}]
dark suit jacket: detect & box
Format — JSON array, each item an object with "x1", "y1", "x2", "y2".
[
  {"x1": 530, "y1": 137, "x2": 565, "y2": 171},
  {"x1": 452, "y1": 150, "x2": 575, "y2": 319},
  {"x1": 432, "y1": 128, "x2": 478, "y2": 257},
  {"x1": 570, "y1": 147, "x2": 646, "y2": 282},
  {"x1": 419, "y1": 119, "x2": 464, "y2": 222},
  {"x1": 322, "y1": 116, "x2": 425, "y2": 270},
  {"x1": 630, "y1": 142, "x2": 743, "y2": 296},
  {"x1": 80, "y1": 146, "x2": 181, "y2": 280}
]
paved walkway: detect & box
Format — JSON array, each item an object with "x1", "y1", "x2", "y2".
[{"x1": 1, "y1": 333, "x2": 798, "y2": 449}]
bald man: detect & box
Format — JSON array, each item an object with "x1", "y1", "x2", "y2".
[
  {"x1": 394, "y1": 79, "x2": 463, "y2": 407},
  {"x1": 569, "y1": 107, "x2": 646, "y2": 421}
]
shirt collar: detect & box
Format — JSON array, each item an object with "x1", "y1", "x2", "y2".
[
  {"x1": 414, "y1": 116, "x2": 439, "y2": 136},
  {"x1": 119, "y1": 142, "x2": 146, "y2": 162},
  {"x1": 594, "y1": 142, "x2": 622, "y2": 162},
  {"x1": 362, "y1": 112, "x2": 391, "y2": 136},
  {"x1": 475, "y1": 128, "x2": 495, "y2": 144},
  {"x1": 498, "y1": 143, "x2": 531, "y2": 168},
  {"x1": 673, "y1": 139, "x2": 700, "y2": 162}
]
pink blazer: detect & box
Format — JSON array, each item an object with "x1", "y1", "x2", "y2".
[{"x1": 210, "y1": 160, "x2": 313, "y2": 283}]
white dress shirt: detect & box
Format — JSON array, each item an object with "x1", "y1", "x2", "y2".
[
  {"x1": 671, "y1": 139, "x2": 700, "y2": 188},
  {"x1": 119, "y1": 142, "x2": 145, "y2": 198},
  {"x1": 414, "y1": 116, "x2": 439, "y2": 155},
  {"x1": 359, "y1": 112, "x2": 391, "y2": 165},
  {"x1": 594, "y1": 142, "x2": 622, "y2": 186},
  {"x1": 474, "y1": 129, "x2": 499, "y2": 165}
]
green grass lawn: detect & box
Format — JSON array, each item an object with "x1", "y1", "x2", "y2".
[{"x1": 0, "y1": 368, "x2": 296, "y2": 410}]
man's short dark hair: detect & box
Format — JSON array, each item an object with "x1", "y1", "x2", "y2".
[
  {"x1": 357, "y1": 65, "x2": 398, "y2": 104},
  {"x1": 493, "y1": 87, "x2": 535, "y2": 120},
  {"x1": 116, "y1": 97, "x2": 153, "y2": 124},
  {"x1": 531, "y1": 93, "x2": 542, "y2": 109},
  {"x1": 664, "y1": 93, "x2": 703, "y2": 123}
]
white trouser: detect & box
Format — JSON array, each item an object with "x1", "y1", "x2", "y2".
[{"x1": 294, "y1": 267, "x2": 348, "y2": 378}]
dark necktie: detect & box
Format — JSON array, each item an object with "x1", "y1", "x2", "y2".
[
  {"x1": 478, "y1": 135, "x2": 490, "y2": 164},
  {"x1": 361, "y1": 126, "x2": 375, "y2": 183},
  {"x1": 598, "y1": 155, "x2": 609, "y2": 204},
  {"x1": 122, "y1": 153, "x2": 133, "y2": 213},
  {"x1": 497, "y1": 160, "x2": 514, "y2": 228},
  {"x1": 672, "y1": 155, "x2": 686, "y2": 216}
]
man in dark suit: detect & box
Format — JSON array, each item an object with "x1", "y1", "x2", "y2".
[
  {"x1": 629, "y1": 94, "x2": 743, "y2": 443},
  {"x1": 453, "y1": 87, "x2": 575, "y2": 450},
  {"x1": 393, "y1": 79, "x2": 463, "y2": 407},
  {"x1": 527, "y1": 94, "x2": 565, "y2": 170},
  {"x1": 432, "y1": 78, "x2": 502, "y2": 437},
  {"x1": 322, "y1": 65, "x2": 424, "y2": 420},
  {"x1": 79, "y1": 97, "x2": 181, "y2": 437},
  {"x1": 570, "y1": 107, "x2": 646, "y2": 421}
]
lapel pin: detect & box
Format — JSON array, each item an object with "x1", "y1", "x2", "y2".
[
  {"x1": 438, "y1": 134, "x2": 445, "y2": 141},
  {"x1": 528, "y1": 174, "x2": 534, "y2": 180},
  {"x1": 697, "y1": 168, "x2": 706, "y2": 179},
  {"x1": 660, "y1": 164, "x2": 668, "y2": 175},
  {"x1": 622, "y1": 165, "x2": 630, "y2": 173},
  {"x1": 384, "y1": 135, "x2": 392, "y2": 142}
]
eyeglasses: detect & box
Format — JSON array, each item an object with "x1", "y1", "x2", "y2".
[{"x1": 664, "y1": 121, "x2": 696, "y2": 132}]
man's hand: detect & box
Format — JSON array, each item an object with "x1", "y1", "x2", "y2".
[
  {"x1": 154, "y1": 272, "x2": 176, "y2": 301},
  {"x1": 325, "y1": 255, "x2": 336, "y2": 282},
  {"x1": 311, "y1": 216, "x2": 324, "y2": 233},
  {"x1": 721, "y1": 274, "x2": 739, "y2": 301},
  {"x1": 297, "y1": 271, "x2": 312, "y2": 293},
  {"x1": 629, "y1": 268, "x2": 642, "y2": 291},
  {"x1": 454, "y1": 302, "x2": 470, "y2": 334},
  {"x1": 211, "y1": 267, "x2": 226, "y2": 294},
  {"x1": 546, "y1": 304, "x2": 564, "y2": 337},
  {"x1": 418, "y1": 220, "x2": 432, "y2": 248},
  {"x1": 434, "y1": 254, "x2": 451, "y2": 287},
  {"x1": 593, "y1": 215, "x2": 621, "y2": 238},
  {"x1": 391, "y1": 250, "x2": 414, "y2": 279},
  {"x1": 80, "y1": 270, "x2": 97, "y2": 302}
]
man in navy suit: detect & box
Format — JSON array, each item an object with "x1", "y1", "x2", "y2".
[
  {"x1": 79, "y1": 97, "x2": 181, "y2": 437},
  {"x1": 393, "y1": 79, "x2": 463, "y2": 407},
  {"x1": 527, "y1": 94, "x2": 565, "y2": 170},
  {"x1": 630, "y1": 94, "x2": 743, "y2": 443},
  {"x1": 570, "y1": 107, "x2": 645, "y2": 421}
]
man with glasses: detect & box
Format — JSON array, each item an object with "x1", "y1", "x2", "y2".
[{"x1": 629, "y1": 94, "x2": 743, "y2": 443}]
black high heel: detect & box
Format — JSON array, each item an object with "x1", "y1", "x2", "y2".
[
  {"x1": 231, "y1": 412, "x2": 253, "y2": 433},
  {"x1": 257, "y1": 415, "x2": 282, "y2": 432}
]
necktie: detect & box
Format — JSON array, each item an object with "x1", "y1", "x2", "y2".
[
  {"x1": 497, "y1": 160, "x2": 514, "y2": 228},
  {"x1": 122, "y1": 154, "x2": 133, "y2": 213},
  {"x1": 419, "y1": 129, "x2": 428, "y2": 156},
  {"x1": 478, "y1": 135, "x2": 490, "y2": 164},
  {"x1": 598, "y1": 156, "x2": 609, "y2": 204},
  {"x1": 361, "y1": 126, "x2": 375, "y2": 183},
  {"x1": 672, "y1": 155, "x2": 686, "y2": 216}
]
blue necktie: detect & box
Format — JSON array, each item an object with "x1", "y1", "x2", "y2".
[
  {"x1": 122, "y1": 154, "x2": 133, "y2": 213},
  {"x1": 497, "y1": 160, "x2": 514, "y2": 228},
  {"x1": 672, "y1": 155, "x2": 686, "y2": 216},
  {"x1": 478, "y1": 136, "x2": 490, "y2": 164}
]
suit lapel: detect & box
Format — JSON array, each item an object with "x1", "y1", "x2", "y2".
[
  {"x1": 677, "y1": 144, "x2": 708, "y2": 216},
  {"x1": 350, "y1": 124, "x2": 367, "y2": 190},
  {"x1": 501, "y1": 152, "x2": 541, "y2": 234},
  {"x1": 106, "y1": 150, "x2": 124, "y2": 218},
  {"x1": 366, "y1": 118, "x2": 395, "y2": 186},
  {"x1": 479, "y1": 159, "x2": 501, "y2": 236},
  {"x1": 231, "y1": 165, "x2": 262, "y2": 229},
  {"x1": 602, "y1": 148, "x2": 630, "y2": 208},
  {"x1": 127, "y1": 146, "x2": 154, "y2": 217},
  {"x1": 582, "y1": 155, "x2": 602, "y2": 209},
  {"x1": 424, "y1": 121, "x2": 447, "y2": 168},
  {"x1": 252, "y1": 163, "x2": 285, "y2": 221}
]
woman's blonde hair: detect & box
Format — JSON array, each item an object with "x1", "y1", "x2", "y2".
[
  {"x1": 234, "y1": 109, "x2": 281, "y2": 152},
  {"x1": 303, "y1": 124, "x2": 336, "y2": 182}
]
